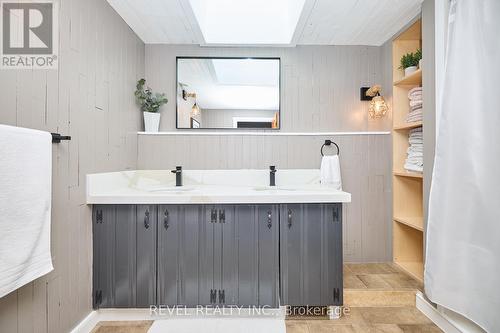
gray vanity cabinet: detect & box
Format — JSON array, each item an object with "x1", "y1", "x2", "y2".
[
  {"x1": 93, "y1": 203, "x2": 342, "y2": 309},
  {"x1": 280, "y1": 204, "x2": 343, "y2": 306},
  {"x1": 92, "y1": 205, "x2": 157, "y2": 309}
]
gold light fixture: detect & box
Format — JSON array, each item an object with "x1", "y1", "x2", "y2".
[
  {"x1": 182, "y1": 90, "x2": 196, "y2": 100},
  {"x1": 366, "y1": 85, "x2": 388, "y2": 119},
  {"x1": 191, "y1": 102, "x2": 201, "y2": 117}
]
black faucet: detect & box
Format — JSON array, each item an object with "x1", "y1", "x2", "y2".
[
  {"x1": 269, "y1": 166, "x2": 277, "y2": 186},
  {"x1": 171, "y1": 166, "x2": 182, "y2": 186}
]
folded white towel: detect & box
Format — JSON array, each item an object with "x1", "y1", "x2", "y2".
[
  {"x1": 409, "y1": 100, "x2": 423, "y2": 107},
  {"x1": 404, "y1": 163, "x2": 423, "y2": 173},
  {"x1": 320, "y1": 155, "x2": 342, "y2": 190},
  {"x1": 408, "y1": 87, "x2": 423, "y2": 98},
  {"x1": 0, "y1": 125, "x2": 53, "y2": 298},
  {"x1": 409, "y1": 94, "x2": 422, "y2": 102}
]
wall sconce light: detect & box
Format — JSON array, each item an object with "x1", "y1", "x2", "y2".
[
  {"x1": 362, "y1": 85, "x2": 388, "y2": 119},
  {"x1": 191, "y1": 102, "x2": 201, "y2": 117},
  {"x1": 182, "y1": 90, "x2": 196, "y2": 101}
]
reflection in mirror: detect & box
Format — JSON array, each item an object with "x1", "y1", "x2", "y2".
[{"x1": 176, "y1": 57, "x2": 280, "y2": 129}]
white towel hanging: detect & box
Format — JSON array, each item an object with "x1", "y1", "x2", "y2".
[{"x1": 0, "y1": 125, "x2": 53, "y2": 298}]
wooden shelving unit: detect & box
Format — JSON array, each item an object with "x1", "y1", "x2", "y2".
[{"x1": 392, "y1": 19, "x2": 424, "y2": 282}]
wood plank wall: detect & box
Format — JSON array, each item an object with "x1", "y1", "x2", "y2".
[
  {"x1": 139, "y1": 42, "x2": 394, "y2": 263},
  {"x1": 0, "y1": 0, "x2": 145, "y2": 332}
]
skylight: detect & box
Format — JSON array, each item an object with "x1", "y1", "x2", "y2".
[{"x1": 188, "y1": 0, "x2": 306, "y2": 44}]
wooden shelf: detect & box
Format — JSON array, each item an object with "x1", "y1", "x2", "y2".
[
  {"x1": 394, "y1": 216, "x2": 424, "y2": 231},
  {"x1": 394, "y1": 121, "x2": 423, "y2": 131},
  {"x1": 393, "y1": 170, "x2": 423, "y2": 179},
  {"x1": 392, "y1": 19, "x2": 424, "y2": 287},
  {"x1": 394, "y1": 261, "x2": 424, "y2": 283},
  {"x1": 394, "y1": 69, "x2": 422, "y2": 86}
]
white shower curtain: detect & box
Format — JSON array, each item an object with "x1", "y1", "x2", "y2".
[{"x1": 425, "y1": 1, "x2": 500, "y2": 332}]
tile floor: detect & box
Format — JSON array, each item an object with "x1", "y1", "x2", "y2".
[{"x1": 91, "y1": 263, "x2": 441, "y2": 333}]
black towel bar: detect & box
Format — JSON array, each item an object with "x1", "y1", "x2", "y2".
[
  {"x1": 51, "y1": 133, "x2": 71, "y2": 143},
  {"x1": 320, "y1": 140, "x2": 340, "y2": 156}
]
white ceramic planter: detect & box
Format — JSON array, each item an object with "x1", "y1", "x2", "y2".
[
  {"x1": 143, "y1": 112, "x2": 160, "y2": 132},
  {"x1": 404, "y1": 66, "x2": 418, "y2": 76}
]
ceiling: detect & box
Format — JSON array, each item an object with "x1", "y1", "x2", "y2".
[
  {"x1": 107, "y1": 0, "x2": 423, "y2": 46},
  {"x1": 178, "y1": 58, "x2": 280, "y2": 110}
]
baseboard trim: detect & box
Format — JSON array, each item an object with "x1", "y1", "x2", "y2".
[
  {"x1": 70, "y1": 307, "x2": 286, "y2": 333},
  {"x1": 416, "y1": 292, "x2": 462, "y2": 333},
  {"x1": 70, "y1": 311, "x2": 99, "y2": 333}
]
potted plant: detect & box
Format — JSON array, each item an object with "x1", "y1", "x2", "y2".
[
  {"x1": 399, "y1": 49, "x2": 421, "y2": 76},
  {"x1": 415, "y1": 48, "x2": 423, "y2": 69},
  {"x1": 134, "y1": 79, "x2": 168, "y2": 132}
]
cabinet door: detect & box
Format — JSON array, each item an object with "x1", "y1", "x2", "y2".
[
  {"x1": 93, "y1": 205, "x2": 157, "y2": 308},
  {"x1": 257, "y1": 205, "x2": 279, "y2": 307},
  {"x1": 114, "y1": 205, "x2": 137, "y2": 307},
  {"x1": 182, "y1": 205, "x2": 209, "y2": 306},
  {"x1": 323, "y1": 204, "x2": 343, "y2": 306},
  {"x1": 158, "y1": 205, "x2": 214, "y2": 306},
  {"x1": 280, "y1": 204, "x2": 342, "y2": 306},
  {"x1": 136, "y1": 205, "x2": 157, "y2": 307},
  {"x1": 93, "y1": 205, "x2": 115, "y2": 308},
  {"x1": 221, "y1": 205, "x2": 279, "y2": 307},
  {"x1": 157, "y1": 205, "x2": 180, "y2": 306}
]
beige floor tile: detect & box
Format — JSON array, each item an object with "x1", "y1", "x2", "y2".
[
  {"x1": 398, "y1": 324, "x2": 443, "y2": 333},
  {"x1": 351, "y1": 324, "x2": 404, "y2": 333},
  {"x1": 358, "y1": 307, "x2": 433, "y2": 325},
  {"x1": 345, "y1": 264, "x2": 399, "y2": 275},
  {"x1": 345, "y1": 275, "x2": 368, "y2": 289},
  {"x1": 305, "y1": 323, "x2": 356, "y2": 333},
  {"x1": 379, "y1": 273, "x2": 423, "y2": 290},
  {"x1": 91, "y1": 321, "x2": 153, "y2": 333},
  {"x1": 344, "y1": 291, "x2": 415, "y2": 307},
  {"x1": 357, "y1": 275, "x2": 393, "y2": 289},
  {"x1": 286, "y1": 320, "x2": 310, "y2": 333}
]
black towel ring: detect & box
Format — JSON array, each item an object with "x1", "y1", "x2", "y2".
[{"x1": 321, "y1": 140, "x2": 340, "y2": 156}]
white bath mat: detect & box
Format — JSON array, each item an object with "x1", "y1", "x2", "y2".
[{"x1": 148, "y1": 318, "x2": 285, "y2": 333}]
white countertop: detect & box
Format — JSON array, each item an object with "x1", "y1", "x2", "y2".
[{"x1": 86, "y1": 170, "x2": 351, "y2": 205}]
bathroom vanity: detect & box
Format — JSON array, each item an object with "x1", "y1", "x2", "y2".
[{"x1": 87, "y1": 170, "x2": 351, "y2": 310}]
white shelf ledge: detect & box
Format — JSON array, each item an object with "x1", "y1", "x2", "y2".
[{"x1": 137, "y1": 131, "x2": 391, "y2": 136}]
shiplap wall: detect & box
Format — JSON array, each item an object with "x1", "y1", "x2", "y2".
[
  {"x1": 138, "y1": 42, "x2": 394, "y2": 262},
  {"x1": 0, "y1": 0, "x2": 144, "y2": 332}
]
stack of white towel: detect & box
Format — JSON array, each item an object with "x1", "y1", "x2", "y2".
[
  {"x1": 406, "y1": 87, "x2": 423, "y2": 123},
  {"x1": 404, "y1": 127, "x2": 423, "y2": 173}
]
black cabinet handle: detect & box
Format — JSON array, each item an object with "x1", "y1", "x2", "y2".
[
  {"x1": 288, "y1": 209, "x2": 292, "y2": 228},
  {"x1": 267, "y1": 210, "x2": 272, "y2": 229},
  {"x1": 96, "y1": 209, "x2": 103, "y2": 224},
  {"x1": 164, "y1": 209, "x2": 169, "y2": 230},
  {"x1": 211, "y1": 209, "x2": 217, "y2": 223},
  {"x1": 218, "y1": 289, "x2": 225, "y2": 304},
  {"x1": 144, "y1": 209, "x2": 150, "y2": 229},
  {"x1": 219, "y1": 209, "x2": 225, "y2": 223},
  {"x1": 210, "y1": 289, "x2": 216, "y2": 304}
]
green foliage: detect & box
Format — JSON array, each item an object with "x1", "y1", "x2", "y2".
[
  {"x1": 399, "y1": 49, "x2": 422, "y2": 70},
  {"x1": 414, "y1": 48, "x2": 422, "y2": 62},
  {"x1": 134, "y1": 79, "x2": 168, "y2": 113}
]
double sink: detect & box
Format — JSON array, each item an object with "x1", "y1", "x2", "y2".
[{"x1": 86, "y1": 169, "x2": 351, "y2": 205}]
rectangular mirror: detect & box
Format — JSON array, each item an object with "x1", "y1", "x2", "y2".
[{"x1": 176, "y1": 57, "x2": 280, "y2": 129}]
